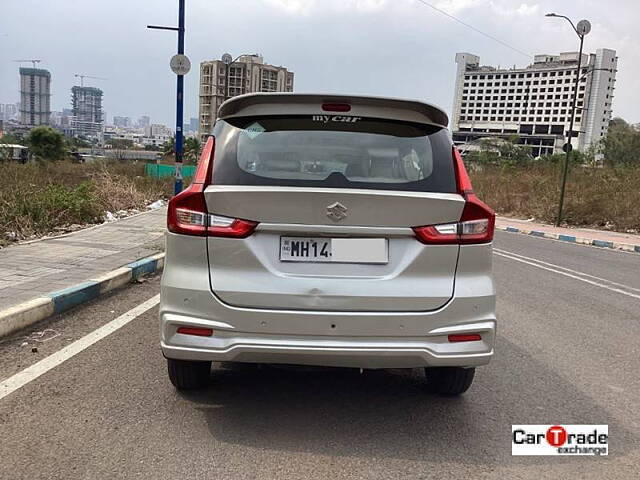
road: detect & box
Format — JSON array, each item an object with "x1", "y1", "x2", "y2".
[{"x1": 0, "y1": 231, "x2": 638, "y2": 479}]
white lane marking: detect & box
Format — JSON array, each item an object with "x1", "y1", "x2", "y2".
[
  {"x1": 494, "y1": 252, "x2": 640, "y2": 300},
  {"x1": 0, "y1": 294, "x2": 160, "y2": 402},
  {"x1": 495, "y1": 248, "x2": 640, "y2": 294}
]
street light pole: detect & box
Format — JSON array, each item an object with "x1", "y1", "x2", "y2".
[
  {"x1": 147, "y1": 0, "x2": 188, "y2": 196},
  {"x1": 546, "y1": 13, "x2": 591, "y2": 226},
  {"x1": 175, "y1": 0, "x2": 185, "y2": 195},
  {"x1": 556, "y1": 33, "x2": 584, "y2": 227},
  {"x1": 222, "y1": 53, "x2": 253, "y2": 103}
]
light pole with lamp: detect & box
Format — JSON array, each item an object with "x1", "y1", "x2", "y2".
[
  {"x1": 545, "y1": 13, "x2": 591, "y2": 226},
  {"x1": 147, "y1": 0, "x2": 190, "y2": 196},
  {"x1": 221, "y1": 53, "x2": 255, "y2": 102}
]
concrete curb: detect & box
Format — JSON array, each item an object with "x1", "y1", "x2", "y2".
[
  {"x1": 0, "y1": 252, "x2": 165, "y2": 339},
  {"x1": 496, "y1": 225, "x2": 640, "y2": 254}
]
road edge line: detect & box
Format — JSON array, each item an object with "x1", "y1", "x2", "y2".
[
  {"x1": 0, "y1": 252, "x2": 165, "y2": 339},
  {"x1": 496, "y1": 225, "x2": 640, "y2": 254},
  {"x1": 0, "y1": 294, "x2": 160, "y2": 402}
]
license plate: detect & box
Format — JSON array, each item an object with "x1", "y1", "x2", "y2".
[{"x1": 280, "y1": 237, "x2": 388, "y2": 264}]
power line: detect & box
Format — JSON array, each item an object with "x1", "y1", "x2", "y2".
[{"x1": 414, "y1": 0, "x2": 531, "y2": 58}]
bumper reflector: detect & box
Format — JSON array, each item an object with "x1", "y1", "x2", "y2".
[
  {"x1": 447, "y1": 333, "x2": 482, "y2": 343},
  {"x1": 177, "y1": 326, "x2": 214, "y2": 337}
]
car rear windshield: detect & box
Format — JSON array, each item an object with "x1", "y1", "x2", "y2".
[{"x1": 210, "y1": 115, "x2": 456, "y2": 193}]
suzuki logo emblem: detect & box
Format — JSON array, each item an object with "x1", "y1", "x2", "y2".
[{"x1": 326, "y1": 202, "x2": 348, "y2": 221}]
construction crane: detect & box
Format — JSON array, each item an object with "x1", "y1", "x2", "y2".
[
  {"x1": 74, "y1": 74, "x2": 107, "y2": 87},
  {"x1": 13, "y1": 59, "x2": 41, "y2": 68}
]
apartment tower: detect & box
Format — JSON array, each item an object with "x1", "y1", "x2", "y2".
[{"x1": 198, "y1": 54, "x2": 294, "y2": 138}]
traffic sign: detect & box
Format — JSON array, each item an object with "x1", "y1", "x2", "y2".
[{"x1": 170, "y1": 54, "x2": 191, "y2": 75}]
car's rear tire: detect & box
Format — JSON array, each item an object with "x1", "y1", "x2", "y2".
[
  {"x1": 167, "y1": 358, "x2": 211, "y2": 390},
  {"x1": 424, "y1": 367, "x2": 475, "y2": 395}
]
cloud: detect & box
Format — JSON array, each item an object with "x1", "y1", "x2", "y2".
[{"x1": 263, "y1": 0, "x2": 388, "y2": 14}]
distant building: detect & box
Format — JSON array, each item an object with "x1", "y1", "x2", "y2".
[
  {"x1": 19, "y1": 68, "x2": 51, "y2": 126},
  {"x1": 143, "y1": 123, "x2": 173, "y2": 148},
  {"x1": 71, "y1": 86, "x2": 104, "y2": 138},
  {"x1": 0, "y1": 103, "x2": 19, "y2": 122},
  {"x1": 198, "y1": 54, "x2": 294, "y2": 138},
  {"x1": 113, "y1": 116, "x2": 131, "y2": 128},
  {"x1": 451, "y1": 49, "x2": 617, "y2": 156},
  {"x1": 189, "y1": 117, "x2": 199, "y2": 133},
  {"x1": 137, "y1": 115, "x2": 150, "y2": 128}
]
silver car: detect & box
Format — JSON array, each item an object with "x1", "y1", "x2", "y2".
[{"x1": 160, "y1": 93, "x2": 496, "y2": 395}]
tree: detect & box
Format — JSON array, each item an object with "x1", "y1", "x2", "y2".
[
  {"x1": 106, "y1": 138, "x2": 134, "y2": 150},
  {"x1": 184, "y1": 137, "x2": 201, "y2": 163},
  {"x1": 163, "y1": 136, "x2": 175, "y2": 156},
  {"x1": 26, "y1": 126, "x2": 66, "y2": 161},
  {"x1": 68, "y1": 136, "x2": 91, "y2": 149},
  {"x1": 465, "y1": 136, "x2": 531, "y2": 166},
  {"x1": 601, "y1": 118, "x2": 640, "y2": 166}
]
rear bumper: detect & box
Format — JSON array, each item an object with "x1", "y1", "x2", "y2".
[
  {"x1": 160, "y1": 233, "x2": 496, "y2": 369},
  {"x1": 161, "y1": 317, "x2": 495, "y2": 368}
]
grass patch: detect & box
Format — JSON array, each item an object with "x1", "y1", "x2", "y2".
[
  {"x1": 471, "y1": 163, "x2": 640, "y2": 233},
  {"x1": 0, "y1": 160, "x2": 172, "y2": 244}
]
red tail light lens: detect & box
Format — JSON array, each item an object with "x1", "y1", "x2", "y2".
[
  {"x1": 167, "y1": 183, "x2": 209, "y2": 236},
  {"x1": 453, "y1": 146, "x2": 473, "y2": 195},
  {"x1": 177, "y1": 326, "x2": 214, "y2": 337},
  {"x1": 167, "y1": 136, "x2": 258, "y2": 237},
  {"x1": 458, "y1": 194, "x2": 495, "y2": 244},
  {"x1": 207, "y1": 215, "x2": 258, "y2": 238},
  {"x1": 448, "y1": 333, "x2": 482, "y2": 343},
  {"x1": 413, "y1": 147, "x2": 494, "y2": 245},
  {"x1": 192, "y1": 136, "x2": 215, "y2": 184}
]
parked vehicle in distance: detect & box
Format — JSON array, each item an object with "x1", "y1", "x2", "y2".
[{"x1": 160, "y1": 93, "x2": 496, "y2": 395}]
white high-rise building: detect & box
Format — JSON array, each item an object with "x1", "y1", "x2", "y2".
[
  {"x1": 451, "y1": 49, "x2": 617, "y2": 156},
  {"x1": 198, "y1": 54, "x2": 294, "y2": 139}
]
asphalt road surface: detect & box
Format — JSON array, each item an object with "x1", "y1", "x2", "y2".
[{"x1": 1, "y1": 231, "x2": 638, "y2": 479}]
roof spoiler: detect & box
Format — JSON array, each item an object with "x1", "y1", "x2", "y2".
[{"x1": 218, "y1": 93, "x2": 449, "y2": 128}]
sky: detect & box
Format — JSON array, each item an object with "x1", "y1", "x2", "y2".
[{"x1": 1, "y1": 0, "x2": 639, "y2": 126}]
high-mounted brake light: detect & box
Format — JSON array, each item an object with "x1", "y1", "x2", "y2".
[
  {"x1": 322, "y1": 103, "x2": 351, "y2": 112},
  {"x1": 167, "y1": 136, "x2": 259, "y2": 237},
  {"x1": 412, "y1": 147, "x2": 495, "y2": 245}
]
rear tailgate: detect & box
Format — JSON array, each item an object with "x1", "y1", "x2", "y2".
[
  {"x1": 203, "y1": 98, "x2": 465, "y2": 312},
  {"x1": 205, "y1": 186, "x2": 464, "y2": 311}
]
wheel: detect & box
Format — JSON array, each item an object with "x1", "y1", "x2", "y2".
[
  {"x1": 167, "y1": 358, "x2": 211, "y2": 390},
  {"x1": 425, "y1": 367, "x2": 475, "y2": 395}
]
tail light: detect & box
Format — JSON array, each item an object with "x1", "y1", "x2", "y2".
[
  {"x1": 167, "y1": 136, "x2": 258, "y2": 237},
  {"x1": 413, "y1": 147, "x2": 495, "y2": 245},
  {"x1": 448, "y1": 333, "x2": 482, "y2": 343},
  {"x1": 177, "y1": 326, "x2": 214, "y2": 337}
]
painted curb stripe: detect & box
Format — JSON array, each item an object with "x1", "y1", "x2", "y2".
[
  {"x1": 498, "y1": 225, "x2": 639, "y2": 254},
  {"x1": 126, "y1": 258, "x2": 158, "y2": 279},
  {"x1": 0, "y1": 253, "x2": 165, "y2": 339},
  {"x1": 592, "y1": 239, "x2": 614, "y2": 248},
  {"x1": 48, "y1": 281, "x2": 101, "y2": 314},
  {"x1": 558, "y1": 234, "x2": 576, "y2": 242}
]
